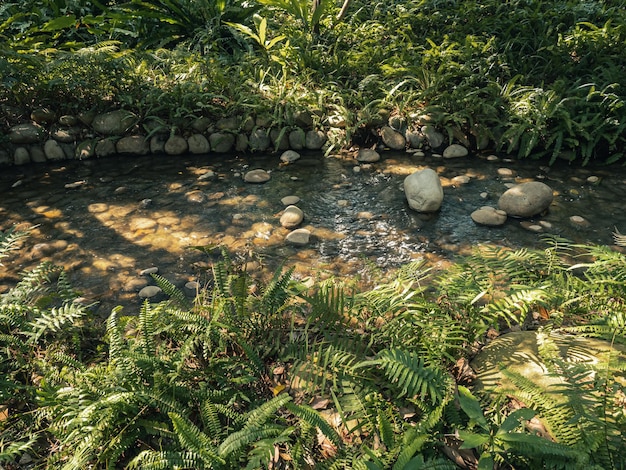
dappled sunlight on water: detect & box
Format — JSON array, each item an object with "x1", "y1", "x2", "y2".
[{"x1": 1, "y1": 151, "x2": 625, "y2": 314}]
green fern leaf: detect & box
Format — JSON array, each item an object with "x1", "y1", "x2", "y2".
[
  {"x1": 244, "y1": 393, "x2": 292, "y2": 427},
  {"x1": 355, "y1": 349, "x2": 452, "y2": 404},
  {"x1": 127, "y1": 450, "x2": 207, "y2": 469},
  {"x1": 285, "y1": 401, "x2": 342, "y2": 448},
  {"x1": 27, "y1": 301, "x2": 88, "y2": 343},
  {"x1": 151, "y1": 273, "x2": 192, "y2": 310},
  {"x1": 169, "y1": 412, "x2": 225, "y2": 466},
  {"x1": 218, "y1": 424, "x2": 286, "y2": 458}
]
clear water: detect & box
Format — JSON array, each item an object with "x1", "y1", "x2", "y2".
[{"x1": 1, "y1": 151, "x2": 624, "y2": 314}]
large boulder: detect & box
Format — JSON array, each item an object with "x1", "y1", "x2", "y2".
[
  {"x1": 403, "y1": 168, "x2": 444, "y2": 213},
  {"x1": 422, "y1": 125, "x2": 444, "y2": 149},
  {"x1": 498, "y1": 182, "x2": 553, "y2": 217},
  {"x1": 249, "y1": 129, "x2": 271, "y2": 151},
  {"x1": 209, "y1": 132, "x2": 235, "y2": 153},
  {"x1": 305, "y1": 130, "x2": 327, "y2": 150},
  {"x1": 188, "y1": 134, "x2": 210, "y2": 154}
]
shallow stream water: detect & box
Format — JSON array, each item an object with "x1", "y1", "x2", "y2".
[{"x1": 1, "y1": 151, "x2": 625, "y2": 315}]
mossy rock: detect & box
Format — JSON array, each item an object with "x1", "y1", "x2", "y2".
[{"x1": 471, "y1": 330, "x2": 626, "y2": 394}]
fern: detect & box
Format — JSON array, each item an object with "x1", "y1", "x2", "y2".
[
  {"x1": 355, "y1": 349, "x2": 453, "y2": 405},
  {"x1": 128, "y1": 450, "x2": 208, "y2": 470},
  {"x1": 169, "y1": 412, "x2": 225, "y2": 467},
  {"x1": 151, "y1": 273, "x2": 192, "y2": 310},
  {"x1": 285, "y1": 401, "x2": 342, "y2": 448},
  {"x1": 0, "y1": 435, "x2": 39, "y2": 464},
  {"x1": 27, "y1": 301, "x2": 88, "y2": 343},
  {"x1": 0, "y1": 226, "x2": 29, "y2": 266}
]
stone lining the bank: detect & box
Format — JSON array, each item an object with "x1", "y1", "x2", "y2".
[{"x1": 0, "y1": 107, "x2": 456, "y2": 166}]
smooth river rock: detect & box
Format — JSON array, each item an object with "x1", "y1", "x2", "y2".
[
  {"x1": 188, "y1": 134, "x2": 210, "y2": 154},
  {"x1": 498, "y1": 181, "x2": 553, "y2": 217},
  {"x1": 92, "y1": 110, "x2": 136, "y2": 136},
  {"x1": 244, "y1": 169, "x2": 271, "y2": 183},
  {"x1": 285, "y1": 228, "x2": 311, "y2": 245},
  {"x1": 209, "y1": 132, "x2": 235, "y2": 153},
  {"x1": 280, "y1": 205, "x2": 304, "y2": 229},
  {"x1": 403, "y1": 168, "x2": 444, "y2": 213},
  {"x1": 9, "y1": 123, "x2": 45, "y2": 144},
  {"x1": 443, "y1": 144, "x2": 468, "y2": 158},
  {"x1": 471, "y1": 206, "x2": 507, "y2": 226},
  {"x1": 380, "y1": 125, "x2": 406, "y2": 150},
  {"x1": 164, "y1": 135, "x2": 188, "y2": 155},
  {"x1": 357, "y1": 148, "x2": 380, "y2": 163},
  {"x1": 280, "y1": 150, "x2": 301, "y2": 163}
]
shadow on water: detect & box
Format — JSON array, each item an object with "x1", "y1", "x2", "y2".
[{"x1": 1, "y1": 151, "x2": 625, "y2": 314}]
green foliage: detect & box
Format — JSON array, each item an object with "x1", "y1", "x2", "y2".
[
  {"x1": 2, "y1": 0, "x2": 626, "y2": 162},
  {"x1": 1, "y1": 228, "x2": 625, "y2": 468}
]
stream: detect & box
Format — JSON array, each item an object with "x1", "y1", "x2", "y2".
[{"x1": 1, "y1": 151, "x2": 625, "y2": 315}]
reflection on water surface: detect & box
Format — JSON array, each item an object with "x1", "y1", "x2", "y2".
[{"x1": 1, "y1": 151, "x2": 625, "y2": 314}]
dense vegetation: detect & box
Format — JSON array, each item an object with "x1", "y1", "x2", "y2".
[
  {"x1": 1, "y1": 227, "x2": 625, "y2": 468},
  {"x1": 1, "y1": 0, "x2": 625, "y2": 164},
  {"x1": 2, "y1": 1, "x2": 626, "y2": 468}
]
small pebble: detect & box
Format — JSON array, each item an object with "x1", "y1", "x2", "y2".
[
  {"x1": 198, "y1": 170, "x2": 215, "y2": 180},
  {"x1": 480, "y1": 192, "x2": 489, "y2": 199},
  {"x1": 587, "y1": 175, "x2": 600, "y2": 184},
  {"x1": 353, "y1": 166, "x2": 361, "y2": 173},
  {"x1": 139, "y1": 285, "x2": 162, "y2": 299},
  {"x1": 140, "y1": 267, "x2": 159, "y2": 276},
  {"x1": 497, "y1": 168, "x2": 516, "y2": 178},
  {"x1": 281, "y1": 195, "x2": 300, "y2": 206},
  {"x1": 486, "y1": 155, "x2": 499, "y2": 161},
  {"x1": 65, "y1": 180, "x2": 86, "y2": 189},
  {"x1": 520, "y1": 221, "x2": 543, "y2": 232},
  {"x1": 569, "y1": 215, "x2": 589, "y2": 227}
]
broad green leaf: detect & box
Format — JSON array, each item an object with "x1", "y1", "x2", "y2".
[
  {"x1": 477, "y1": 452, "x2": 495, "y2": 470},
  {"x1": 457, "y1": 386, "x2": 489, "y2": 431},
  {"x1": 457, "y1": 430, "x2": 490, "y2": 449},
  {"x1": 41, "y1": 15, "x2": 77, "y2": 32},
  {"x1": 497, "y1": 408, "x2": 535, "y2": 434}
]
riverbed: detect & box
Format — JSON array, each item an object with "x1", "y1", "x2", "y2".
[{"x1": 1, "y1": 150, "x2": 625, "y2": 315}]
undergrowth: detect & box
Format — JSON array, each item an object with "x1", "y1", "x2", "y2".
[
  {"x1": 1, "y1": 228, "x2": 625, "y2": 468},
  {"x1": 1, "y1": 0, "x2": 625, "y2": 164}
]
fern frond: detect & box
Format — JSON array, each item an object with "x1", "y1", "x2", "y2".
[
  {"x1": 285, "y1": 402, "x2": 342, "y2": 448},
  {"x1": 169, "y1": 412, "x2": 225, "y2": 466},
  {"x1": 0, "y1": 226, "x2": 30, "y2": 265},
  {"x1": 201, "y1": 400, "x2": 224, "y2": 443},
  {"x1": 127, "y1": 450, "x2": 206, "y2": 470},
  {"x1": 0, "y1": 435, "x2": 39, "y2": 464},
  {"x1": 151, "y1": 273, "x2": 192, "y2": 310},
  {"x1": 27, "y1": 301, "x2": 88, "y2": 343},
  {"x1": 260, "y1": 265, "x2": 295, "y2": 315},
  {"x1": 138, "y1": 300, "x2": 157, "y2": 358},
  {"x1": 218, "y1": 424, "x2": 286, "y2": 458},
  {"x1": 244, "y1": 393, "x2": 292, "y2": 428},
  {"x1": 355, "y1": 349, "x2": 453, "y2": 404}
]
